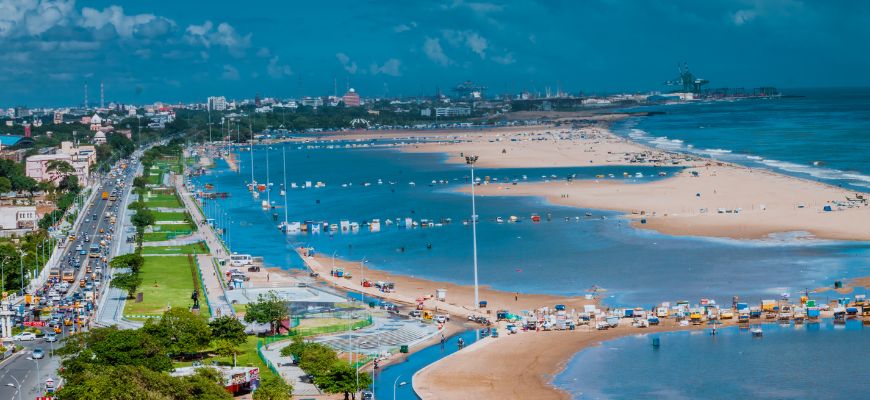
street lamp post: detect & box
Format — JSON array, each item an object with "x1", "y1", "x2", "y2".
[
  {"x1": 465, "y1": 155, "x2": 480, "y2": 313},
  {"x1": 27, "y1": 357, "x2": 40, "y2": 395},
  {"x1": 5, "y1": 376, "x2": 22, "y2": 400}
]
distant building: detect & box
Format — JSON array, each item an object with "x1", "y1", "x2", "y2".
[
  {"x1": 58, "y1": 141, "x2": 97, "y2": 166},
  {"x1": 301, "y1": 97, "x2": 323, "y2": 108},
  {"x1": 343, "y1": 88, "x2": 361, "y2": 107},
  {"x1": 0, "y1": 206, "x2": 37, "y2": 232},
  {"x1": 93, "y1": 131, "x2": 107, "y2": 144},
  {"x1": 421, "y1": 108, "x2": 432, "y2": 117},
  {"x1": 434, "y1": 106, "x2": 471, "y2": 117},
  {"x1": 25, "y1": 153, "x2": 90, "y2": 186},
  {"x1": 207, "y1": 96, "x2": 228, "y2": 111}
]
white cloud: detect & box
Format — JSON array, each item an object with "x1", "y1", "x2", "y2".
[
  {"x1": 423, "y1": 37, "x2": 451, "y2": 66},
  {"x1": 0, "y1": 0, "x2": 76, "y2": 38},
  {"x1": 185, "y1": 20, "x2": 251, "y2": 56},
  {"x1": 732, "y1": 9, "x2": 757, "y2": 25},
  {"x1": 267, "y1": 56, "x2": 293, "y2": 78},
  {"x1": 491, "y1": 52, "x2": 515, "y2": 65},
  {"x1": 442, "y1": 29, "x2": 488, "y2": 59},
  {"x1": 80, "y1": 5, "x2": 174, "y2": 39},
  {"x1": 221, "y1": 64, "x2": 239, "y2": 80},
  {"x1": 369, "y1": 58, "x2": 401, "y2": 76},
  {"x1": 336, "y1": 52, "x2": 358, "y2": 74},
  {"x1": 393, "y1": 21, "x2": 417, "y2": 33}
]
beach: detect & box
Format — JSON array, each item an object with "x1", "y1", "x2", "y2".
[
  {"x1": 299, "y1": 249, "x2": 596, "y2": 320},
  {"x1": 467, "y1": 164, "x2": 870, "y2": 241},
  {"x1": 413, "y1": 322, "x2": 718, "y2": 400}
]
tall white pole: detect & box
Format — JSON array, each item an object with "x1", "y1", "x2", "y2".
[
  {"x1": 470, "y1": 161, "x2": 479, "y2": 311},
  {"x1": 282, "y1": 146, "x2": 288, "y2": 227}
]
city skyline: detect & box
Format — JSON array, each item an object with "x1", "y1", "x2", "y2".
[{"x1": 2, "y1": 0, "x2": 870, "y2": 106}]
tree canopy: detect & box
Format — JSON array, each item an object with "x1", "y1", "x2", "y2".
[
  {"x1": 243, "y1": 291, "x2": 289, "y2": 335},
  {"x1": 143, "y1": 308, "x2": 212, "y2": 356}
]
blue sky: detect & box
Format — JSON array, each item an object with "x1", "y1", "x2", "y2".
[{"x1": 2, "y1": 0, "x2": 870, "y2": 106}]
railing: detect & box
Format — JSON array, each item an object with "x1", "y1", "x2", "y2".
[
  {"x1": 256, "y1": 340, "x2": 281, "y2": 377},
  {"x1": 260, "y1": 315, "x2": 373, "y2": 345}
]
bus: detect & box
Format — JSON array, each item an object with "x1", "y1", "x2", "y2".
[
  {"x1": 89, "y1": 244, "x2": 101, "y2": 258},
  {"x1": 49, "y1": 268, "x2": 60, "y2": 280},
  {"x1": 62, "y1": 269, "x2": 75, "y2": 283}
]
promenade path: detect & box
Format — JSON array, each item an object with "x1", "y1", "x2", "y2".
[{"x1": 174, "y1": 174, "x2": 235, "y2": 318}]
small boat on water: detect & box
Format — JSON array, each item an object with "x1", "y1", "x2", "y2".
[
  {"x1": 509, "y1": 215, "x2": 518, "y2": 223},
  {"x1": 496, "y1": 217, "x2": 504, "y2": 223},
  {"x1": 635, "y1": 172, "x2": 644, "y2": 178},
  {"x1": 584, "y1": 212, "x2": 593, "y2": 217},
  {"x1": 531, "y1": 214, "x2": 541, "y2": 222}
]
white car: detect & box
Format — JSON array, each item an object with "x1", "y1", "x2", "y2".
[{"x1": 13, "y1": 332, "x2": 36, "y2": 341}]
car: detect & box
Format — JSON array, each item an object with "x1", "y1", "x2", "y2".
[
  {"x1": 45, "y1": 333, "x2": 58, "y2": 343},
  {"x1": 409, "y1": 310, "x2": 422, "y2": 318},
  {"x1": 13, "y1": 332, "x2": 36, "y2": 341},
  {"x1": 31, "y1": 348, "x2": 45, "y2": 359}
]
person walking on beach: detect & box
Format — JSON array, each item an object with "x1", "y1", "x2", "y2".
[{"x1": 515, "y1": 292, "x2": 518, "y2": 302}]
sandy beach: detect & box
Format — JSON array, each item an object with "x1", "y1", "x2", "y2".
[
  {"x1": 299, "y1": 249, "x2": 596, "y2": 320},
  {"x1": 467, "y1": 164, "x2": 870, "y2": 241},
  {"x1": 413, "y1": 321, "x2": 723, "y2": 400}
]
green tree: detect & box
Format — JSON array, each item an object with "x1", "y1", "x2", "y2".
[
  {"x1": 243, "y1": 291, "x2": 289, "y2": 335},
  {"x1": 318, "y1": 362, "x2": 371, "y2": 400},
  {"x1": 132, "y1": 208, "x2": 156, "y2": 228},
  {"x1": 297, "y1": 343, "x2": 339, "y2": 379},
  {"x1": 143, "y1": 308, "x2": 212, "y2": 357},
  {"x1": 212, "y1": 338, "x2": 241, "y2": 367},
  {"x1": 56, "y1": 327, "x2": 173, "y2": 376},
  {"x1": 58, "y1": 174, "x2": 80, "y2": 193},
  {"x1": 209, "y1": 316, "x2": 247, "y2": 345},
  {"x1": 110, "y1": 253, "x2": 145, "y2": 274},
  {"x1": 55, "y1": 365, "x2": 232, "y2": 400},
  {"x1": 110, "y1": 272, "x2": 143, "y2": 298},
  {"x1": 46, "y1": 159, "x2": 75, "y2": 177},
  {"x1": 253, "y1": 375, "x2": 294, "y2": 400},
  {"x1": 0, "y1": 176, "x2": 11, "y2": 193}
]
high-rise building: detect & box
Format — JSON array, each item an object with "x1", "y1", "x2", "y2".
[
  {"x1": 207, "y1": 96, "x2": 228, "y2": 111},
  {"x1": 343, "y1": 88, "x2": 361, "y2": 107}
]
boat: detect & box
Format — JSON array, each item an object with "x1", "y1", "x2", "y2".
[
  {"x1": 531, "y1": 214, "x2": 541, "y2": 222},
  {"x1": 509, "y1": 215, "x2": 518, "y2": 223},
  {"x1": 751, "y1": 327, "x2": 763, "y2": 337},
  {"x1": 261, "y1": 200, "x2": 269, "y2": 209},
  {"x1": 496, "y1": 217, "x2": 504, "y2": 223}
]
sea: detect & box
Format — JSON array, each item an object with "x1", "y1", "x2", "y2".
[
  {"x1": 614, "y1": 87, "x2": 870, "y2": 192},
  {"x1": 553, "y1": 319, "x2": 869, "y2": 399},
  {"x1": 191, "y1": 89, "x2": 870, "y2": 398}
]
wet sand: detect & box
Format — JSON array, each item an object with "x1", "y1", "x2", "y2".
[
  {"x1": 467, "y1": 164, "x2": 870, "y2": 241},
  {"x1": 298, "y1": 249, "x2": 596, "y2": 320},
  {"x1": 413, "y1": 322, "x2": 722, "y2": 400}
]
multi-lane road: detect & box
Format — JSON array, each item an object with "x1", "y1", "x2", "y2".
[{"x1": 0, "y1": 154, "x2": 140, "y2": 397}]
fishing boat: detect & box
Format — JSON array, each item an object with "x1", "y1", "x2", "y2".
[
  {"x1": 496, "y1": 217, "x2": 504, "y2": 223},
  {"x1": 509, "y1": 215, "x2": 518, "y2": 223},
  {"x1": 635, "y1": 172, "x2": 644, "y2": 178},
  {"x1": 584, "y1": 212, "x2": 593, "y2": 217},
  {"x1": 531, "y1": 214, "x2": 541, "y2": 222},
  {"x1": 261, "y1": 200, "x2": 269, "y2": 210},
  {"x1": 751, "y1": 327, "x2": 763, "y2": 337},
  {"x1": 349, "y1": 222, "x2": 359, "y2": 231}
]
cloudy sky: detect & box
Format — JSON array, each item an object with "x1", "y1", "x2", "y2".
[{"x1": 2, "y1": 0, "x2": 870, "y2": 106}]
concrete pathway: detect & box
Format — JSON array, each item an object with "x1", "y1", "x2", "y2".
[
  {"x1": 258, "y1": 340, "x2": 322, "y2": 396},
  {"x1": 175, "y1": 174, "x2": 235, "y2": 319}
]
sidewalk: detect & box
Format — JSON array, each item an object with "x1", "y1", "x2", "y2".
[
  {"x1": 174, "y1": 174, "x2": 235, "y2": 319},
  {"x1": 258, "y1": 340, "x2": 322, "y2": 396}
]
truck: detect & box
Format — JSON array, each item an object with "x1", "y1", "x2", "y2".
[{"x1": 101, "y1": 191, "x2": 109, "y2": 200}]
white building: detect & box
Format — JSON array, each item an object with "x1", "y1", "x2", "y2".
[
  {"x1": 25, "y1": 153, "x2": 90, "y2": 186},
  {"x1": 207, "y1": 96, "x2": 228, "y2": 111},
  {"x1": 301, "y1": 97, "x2": 323, "y2": 108},
  {"x1": 0, "y1": 206, "x2": 37, "y2": 231},
  {"x1": 434, "y1": 106, "x2": 471, "y2": 117}
]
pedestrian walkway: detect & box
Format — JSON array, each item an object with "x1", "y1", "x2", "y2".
[
  {"x1": 140, "y1": 236, "x2": 204, "y2": 247},
  {"x1": 311, "y1": 316, "x2": 438, "y2": 355},
  {"x1": 258, "y1": 341, "x2": 322, "y2": 396},
  {"x1": 174, "y1": 174, "x2": 235, "y2": 319}
]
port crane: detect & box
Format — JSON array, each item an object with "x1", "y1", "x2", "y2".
[{"x1": 665, "y1": 62, "x2": 709, "y2": 93}]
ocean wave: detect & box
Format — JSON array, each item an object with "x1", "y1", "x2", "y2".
[
  {"x1": 700, "y1": 148, "x2": 732, "y2": 155},
  {"x1": 746, "y1": 155, "x2": 763, "y2": 160}
]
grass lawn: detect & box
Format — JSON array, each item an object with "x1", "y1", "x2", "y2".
[
  {"x1": 146, "y1": 172, "x2": 163, "y2": 185},
  {"x1": 155, "y1": 223, "x2": 194, "y2": 232},
  {"x1": 124, "y1": 255, "x2": 207, "y2": 317},
  {"x1": 153, "y1": 211, "x2": 188, "y2": 222},
  {"x1": 142, "y1": 232, "x2": 170, "y2": 242},
  {"x1": 141, "y1": 242, "x2": 209, "y2": 255},
  {"x1": 174, "y1": 336, "x2": 278, "y2": 381},
  {"x1": 143, "y1": 193, "x2": 182, "y2": 208}
]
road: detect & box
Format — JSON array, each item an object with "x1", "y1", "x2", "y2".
[
  {"x1": 2, "y1": 154, "x2": 140, "y2": 396},
  {"x1": 0, "y1": 340, "x2": 60, "y2": 399}
]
